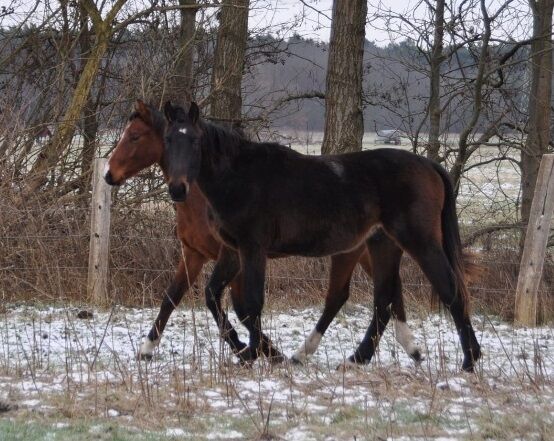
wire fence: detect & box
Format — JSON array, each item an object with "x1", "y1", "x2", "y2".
[{"x1": 1, "y1": 194, "x2": 553, "y2": 319}]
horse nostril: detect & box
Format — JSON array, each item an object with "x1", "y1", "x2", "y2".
[
  {"x1": 168, "y1": 183, "x2": 188, "y2": 202},
  {"x1": 104, "y1": 170, "x2": 116, "y2": 185}
]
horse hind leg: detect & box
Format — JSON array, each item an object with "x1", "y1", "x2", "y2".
[
  {"x1": 291, "y1": 247, "x2": 364, "y2": 364},
  {"x1": 358, "y1": 240, "x2": 422, "y2": 362},
  {"x1": 139, "y1": 249, "x2": 205, "y2": 360},
  {"x1": 346, "y1": 233, "x2": 403, "y2": 365},
  {"x1": 417, "y1": 245, "x2": 480, "y2": 371},
  {"x1": 393, "y1": 227, "x2": 481, "y2": 372}
]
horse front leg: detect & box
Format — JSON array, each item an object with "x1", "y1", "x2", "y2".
[
  {"x1": 230, "y1": 277, "x2": 285, "y2": 364},
  {"x1": 204, "y1": 247, "x2": 247, "y2": 354},
  {"x1": 139, "y1": 248, "x2": 205, "y2": 360},
  {"x1": 236, "y1": 246, "x2": 267, "y2": 365}
]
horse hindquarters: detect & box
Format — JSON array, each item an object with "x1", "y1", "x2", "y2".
[{"x1": 383, "y1": 167, "x2": 481, "y2": 371}]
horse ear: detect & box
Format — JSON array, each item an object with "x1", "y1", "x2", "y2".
[
  {"x1": 164, "y1": 101, "x2": 175, "y2": 122},
  {"x1": 135, "y1": 99, "x2": 150, "y2": 122},
  {"x1": 189, "y1": 102, "x2": 200, "y2": 125}
]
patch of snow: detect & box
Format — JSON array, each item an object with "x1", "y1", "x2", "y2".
[
  {"x1": 166, "y1": 427, "x2": 188, "y2": 437},
  {"x1": 206, "y1": 430, "x2": 243, "y2": 439}
]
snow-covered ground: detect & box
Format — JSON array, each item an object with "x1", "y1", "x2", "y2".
[{"x1": 0, "y1": 304, "x2": 552, "y2": 440}]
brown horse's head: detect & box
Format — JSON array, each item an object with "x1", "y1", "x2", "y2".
[{"x1": 104, "y1": 100, "x2": 165, "y2": 186}]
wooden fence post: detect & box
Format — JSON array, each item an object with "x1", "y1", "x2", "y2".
[
  {"x1": 87, "y1": 158, "x2": 111, "y2": 305},
  {"x1": 514, "y1": 154, "x2": 554, "y2": 326}
]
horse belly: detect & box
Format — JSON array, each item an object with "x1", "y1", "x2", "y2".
[{"x1": 271, "y1": 218, "x2": 374, "y2": 257}]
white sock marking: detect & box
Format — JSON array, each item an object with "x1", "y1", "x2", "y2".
[
  {"x1": 394, "y1": 321, "x2": 420, "y2": 356},
  {"x1": 139, "y1": 337, "x2": 160, "y2": 356},
  {"x1": 292, "y1": 330, "x2": 322, "y2": 363}
]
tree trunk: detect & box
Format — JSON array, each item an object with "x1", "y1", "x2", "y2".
[
  {"x1": 321, "y1": 0, "x2": 367, "y2": 154},
  {"x1": 521, "y1": 0, "x2": 554, "y2": 224},
  {"x1": 210, "y1": 0, "x2": 249, "y2": 123},
  {"x1": 168, "y1": 0, "x2": 197, "y2": 100},
  {"x1": 427, "y1": 0, "x2": 445, "y2": 162},
  {"x1": 79, "y1": 9, "x2": 99, "y2": 194}
]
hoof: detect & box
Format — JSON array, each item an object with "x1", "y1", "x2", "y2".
[
  {"x1": 461, "y1": 358, "x2": 475, "y2": 372},
  {"x1": 462, "y1": 347, "x2": 481, "y2": 372},
  {"x1": 410, "y1": 349, "x2": 424, "y2": 363},
  {"x1": 137, "y1": 353, "x2": 153, "y2": 361},
  {"x1": 336, "y1": 355, "x2": 365, "y2": 371},
  {"x1": 290, "y1": 356, "x2": 304, "y2": 366},
  {"x1": 268, "y1": 353, "x2": 287, "y2": 365},
  {"x1": 236, "y1": 347, "x2": 258, "y2": 366}
]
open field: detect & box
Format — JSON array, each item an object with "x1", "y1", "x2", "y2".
[{"x1": 0, "y1": 304, "x2": 553, "y2": 440}]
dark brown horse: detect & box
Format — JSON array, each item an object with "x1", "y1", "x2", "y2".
[
  {"x1": 105, "y1": 100, "x2": 421, "y2": 363},
  {"x1": 163, "y1": 101, "x2": 482, "y2": 372}
]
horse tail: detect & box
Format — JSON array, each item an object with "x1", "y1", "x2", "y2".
[{"x1": 431, "y1": 162, "x2": 478, "y2": 316}]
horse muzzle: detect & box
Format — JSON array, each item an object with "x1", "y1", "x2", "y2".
[
  {"x1": 104, "y1": 170, "x2": 120, "y2": 186},
  {"x1": 168, "y1": 181, "x2": 189, "y2": 202}
]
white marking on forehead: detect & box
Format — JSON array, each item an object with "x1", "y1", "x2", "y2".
[{"x1": 179, "y1": 128, "x2": 188, "y2": 135}]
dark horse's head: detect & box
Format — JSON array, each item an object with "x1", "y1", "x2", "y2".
[
  {"x1": 104, "y1": 100, "x2": 165, "y2": 186},
  {"x1": 163, "y1": 101, "x2": 202, "y2": 202}
]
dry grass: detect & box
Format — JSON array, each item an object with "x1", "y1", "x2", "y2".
[{"x1": 0, "y1": 186, "x2": 552, "y2": 322}]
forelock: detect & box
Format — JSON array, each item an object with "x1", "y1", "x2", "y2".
[{"x1": 128, "y1": 104, "x2": 165, "y2": 135}]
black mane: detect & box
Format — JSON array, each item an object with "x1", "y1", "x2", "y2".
[
  {"x1": 199, "y1": 119, "x2": 248, "y2": 156},
  {"x1": 199, "y1": 118, "x2": 295, "y2": 159}
]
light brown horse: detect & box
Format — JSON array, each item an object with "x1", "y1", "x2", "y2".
[{"x1": 105, "y1": 100, "x2": 421, "y2": 363}]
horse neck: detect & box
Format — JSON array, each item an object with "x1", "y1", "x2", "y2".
[{"x1": 197, "y1": 121, "x2": 243, "y2": 187}]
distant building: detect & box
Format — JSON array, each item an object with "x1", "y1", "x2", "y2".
[
  {"x1": 375, "y1": 129, "x2": 402, "y2": 145},
  {"x1": 34, "y1": 127, "x2": 52, "y2": 143}
]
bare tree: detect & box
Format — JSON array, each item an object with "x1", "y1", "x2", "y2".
[
  {"x1": 520, "y1": 0, "x2": 554, "y2": 224},
  {"x1": 427, "y1": 0, "x2": 445, "y2": 162},
  {"x1": 168, "y1": 0, "x2": 198, "y2": 100},
  {"x1": 210, "y1": 0, "x2": 249, "y2": 122},
  {"x1": 321, "y1": 0, "x2": 367, "y2": 154},
  {"x1": 24, "y1": 0, "x2": 129, "y2": 195}
]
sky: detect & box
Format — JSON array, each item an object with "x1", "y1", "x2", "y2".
[
  {"x1": 249, "y1": 0, "x2": 417, "y2": 45},
  {"x1": 0, "y1": 0, "x2": 531, "y2": 46},
  {"x1": 0, "y1": 0, "x2": 417, "y2": 45}
]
